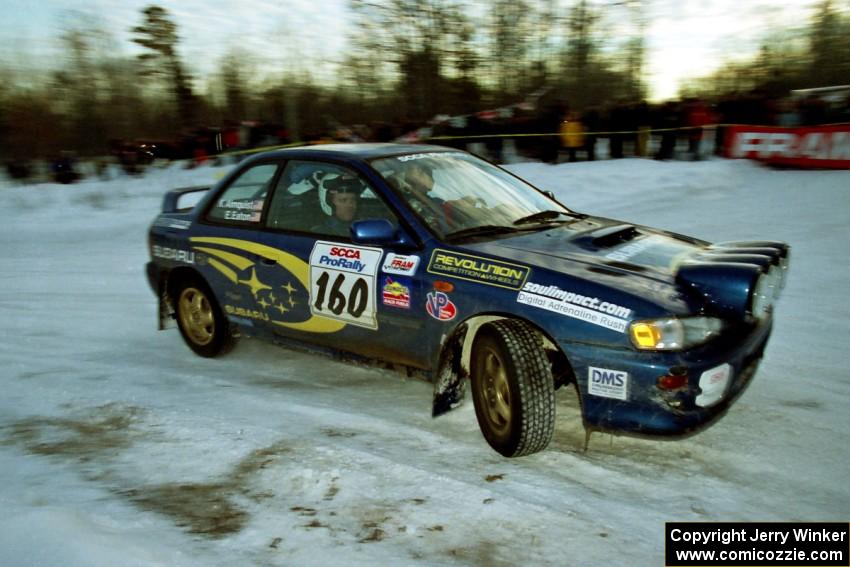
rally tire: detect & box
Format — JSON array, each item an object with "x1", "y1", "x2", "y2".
[
  {"x1": 173, "y1": 276, "x2": 237, "y2": 358},
  {"x1": 470, "y1": 319, "x2": 555, "y2": 457}
]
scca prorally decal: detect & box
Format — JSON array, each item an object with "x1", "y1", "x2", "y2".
[
  {"x1": 588, "y1": 367, "x2": 628, "y2": 401},
  {"x1": 516, "y1": 282, "x2": 631, "y2": 333},
  {"x1": 309, "y1": 242, "x2": 383, "y2": 330},
  {"x1": 152, "y1": 245, "x2": 195, "y2": 264},
  {"x1": 605, "y1": 234, "x2": 665, "y2": 262},
  {"x1": 427, "y1": 249, "x2": 529, "y2": 290},
  {"x1": 382, "y1": 253, "x2": 420, "y2": 276},
  {"x1": 426, "y1": 291, "x2": 456, "y2": 321}
]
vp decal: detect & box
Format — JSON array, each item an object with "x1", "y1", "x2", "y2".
[
  {"x1": 426, "y1": 291, "x2": 456, "y2": 321},
  {"x1": 309, "y1": 242, "x2": 383, "y2": 330},
  {"x1": 189, "y1": 237, "x2": 344, "y2": 333}
]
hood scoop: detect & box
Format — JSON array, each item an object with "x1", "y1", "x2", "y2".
[{"x1": 575, "y1": 224, "x2": 640, "y2": 250}]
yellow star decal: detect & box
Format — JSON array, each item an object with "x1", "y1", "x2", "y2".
[
  {"x1": 238, "y1": 268, "x2": 272, "y2": 297},
  {"x1": 257, "y1": 297, "x2": 270, "y2": 310},
  {"x1": 275, "y1": 303, "x2": 289, "y2": 314},
  {"x1": 268, "y1": 291, "x2": 277, "y2": 303},
  {"x1": 288, "y1": 296, "x2": 297, "y2": 307},
  {"x1": 282, "y1": 281, "x2": 296, "y2": 296}
]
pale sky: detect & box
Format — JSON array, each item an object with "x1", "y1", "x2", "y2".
[{"x1": 0, "y1": 0, "x2": 824, "y2": 101}]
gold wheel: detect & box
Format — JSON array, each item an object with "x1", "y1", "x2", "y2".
[
  {"x1": 177, "y1": 286, "x2": 215, "y2": 346},
  {"x1": 476, "y1": 345, "x2": 513, "y2": 439}
]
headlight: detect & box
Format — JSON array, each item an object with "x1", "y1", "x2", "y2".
[{"x1": 630, "y1": 317, "x2": 725, "y2": 350}]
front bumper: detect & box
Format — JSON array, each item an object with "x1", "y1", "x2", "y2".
[{"x1": 560, "y1": 318, "x2": 773, "y2": 436}]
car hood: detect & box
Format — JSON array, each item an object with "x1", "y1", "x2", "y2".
[
  {"x1": 460, "y1": 215, "x2": 789, "y2": 319},
  {"x1": 462, "y1": 216, "x2": 701, "y2": 282}
]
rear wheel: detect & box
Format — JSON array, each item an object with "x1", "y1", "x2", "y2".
[
  {"x1": 173, "y1": 277, "x2": 237, "y2": 357},
  {"x1": 470, "y1": 319, "x2": 555, "y2": 457}
]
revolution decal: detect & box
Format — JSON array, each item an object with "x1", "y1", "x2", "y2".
[
  {"x1": 426, "y1": 291, "x2": 457, "y2": 321},
  {"x1": 588, "y1": 367, "x2": 629, "y2": 400},
  {"x1": 309, "y1": 242, "x2": 383, "y2": 330},
  {"x1": 516, "y1": 282, "x2": 632, "y2": 333},
  {"x1": 382, "y1": 277, "x2": 411, "y2": 309},
  {"x1": 190, "y1": 237, "x2": 344, "y2": 333},
  {"x1": 427, "y1": 249, "x2": 529, "y2": 290},
  {"x1": 382, "y1": 253, "x2": 420, "y2": 276}
]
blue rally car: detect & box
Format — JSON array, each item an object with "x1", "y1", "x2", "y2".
[{"x1": 146, "y1": 144, "x2": 789, "y2": 457}]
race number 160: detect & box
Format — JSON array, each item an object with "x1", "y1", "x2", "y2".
[{"x1": 313, "y1": 271, "x2": 368, "y2": 318}]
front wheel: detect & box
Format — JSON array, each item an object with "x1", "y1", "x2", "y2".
[
  {"x1": 470, "y1": 319, "x2": 556, "y2": 457},
  {"x1": 173, "y1": 277, "x2": 237, "y2": 357}
]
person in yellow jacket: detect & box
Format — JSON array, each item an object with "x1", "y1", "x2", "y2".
[{"x1": 560, "y1": 112, "x2": 585, "y2": 162}]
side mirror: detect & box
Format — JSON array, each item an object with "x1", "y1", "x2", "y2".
[
  {"x1": 351, "y1": 219, "x2": 416, "y2": 248},
  {"x1": 543, "y1": 190, "x2": 556, "y2": 201}
]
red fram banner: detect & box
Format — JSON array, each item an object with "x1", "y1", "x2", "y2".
[{"x1": 724, "y1": 124, "x2": 850, "y2": 169}]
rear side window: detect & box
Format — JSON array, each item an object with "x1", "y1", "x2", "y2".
[
  {"x1": 266, "y1": 160, "x2": 398, "y2": 237},
  {"x1": 207, "y1": 163, "x2": 278, "y2": 223}
]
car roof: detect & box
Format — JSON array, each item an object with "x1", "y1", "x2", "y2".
[{"x1": 248, "y1": 142, "x2": 457, "y2": 162}]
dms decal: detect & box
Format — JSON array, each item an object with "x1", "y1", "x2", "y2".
[
  {"x1": 516, "y1": 282, "x2": 631, "y2": 333},
  {"x1": 426, "y1": 291, "x2": 456, "y2": 322},
  {"x1": 190, "y1": 237, "x2": 344, "y2": 334},
  {"x1": 588, "y1": 367, "x2": 628, "y2": 401},
  {"x1": 382, "y1": 253, "x2": 420, "y2": 276},
  {"x1": 428, "y1": 249, "x2": 529, "y2": 290},
  {"x1": 382, "y1": 277, "x2": 411, "y2": 309},
  {"x1": 309, "y1": 241, "x2": 383, "y2": 330}
]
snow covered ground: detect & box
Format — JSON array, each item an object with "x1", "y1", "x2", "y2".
[{"x1": 1, "y1": 157, "x2": 848, "y2": 566}]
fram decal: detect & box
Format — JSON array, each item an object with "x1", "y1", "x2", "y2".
[
  {"x1": 426, "y1": 291, "x2": 456, "y2": 321},
  {"x1": 382, "y1": 253, "x2": 420, "y2": 276},
  {"x1": 382, "y1": 277, "x2": 411, "y2": 309},
  {"x1": 427, "y1": 249, "x2": 529, "y2": 290},
  {"x1": 588, "y1": 367, "x2": 628, "y2": 400}
]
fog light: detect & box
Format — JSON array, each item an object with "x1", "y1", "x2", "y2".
[{"x1": 657, "y1": 369, "x2": 688, "y2": 390}]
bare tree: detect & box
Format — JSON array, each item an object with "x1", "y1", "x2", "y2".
[{"x1": 131, "y1": 5, "x2": 196, "y2": 129}]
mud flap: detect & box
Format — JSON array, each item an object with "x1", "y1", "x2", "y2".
[
  {"x1": 158, "y1": 278, "x2": 176, "y2": 331},
  {"x1": 432, "y1": 325, "x2": 468, "y2": 417}
]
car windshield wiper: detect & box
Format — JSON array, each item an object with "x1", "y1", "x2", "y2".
[
  {"x1": 512, "y1": 210, "x2": 575, "y2": 226},
  {"x1": 443, "y1": 224, "x2": 522, "y2": 242}
]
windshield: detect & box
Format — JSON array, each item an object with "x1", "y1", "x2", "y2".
[{"x1": 371, "y1": 151, "x2": 572, "y2": 240}]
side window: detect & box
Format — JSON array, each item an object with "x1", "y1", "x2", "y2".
[
  {"x1": 207, "y1": 163, "x2": 278, "y2": 223},
  {"x1": 266, "y1": 160, "x2": 398, "y2": 238}
]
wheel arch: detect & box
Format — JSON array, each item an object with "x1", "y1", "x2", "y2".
[
  {"x1": 431, "y1": 312, "x2": 576, "y2": 417},
  {"x1": 158, "y1": 266, "x2": 210, "y2": 330}
]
